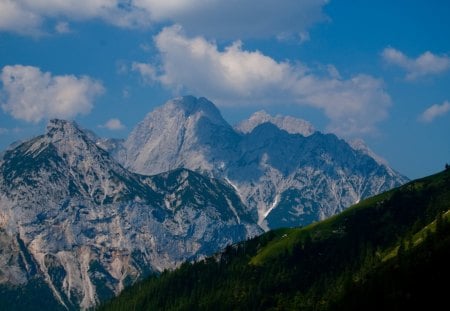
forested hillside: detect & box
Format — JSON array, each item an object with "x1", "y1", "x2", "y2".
[{"x1": 99, "y1": 168, "x2": 450, "y2": 311}]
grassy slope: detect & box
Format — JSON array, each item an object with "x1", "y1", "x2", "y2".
[{"x1": 99, "y1": 169, "x2": 450, "y2": 311}]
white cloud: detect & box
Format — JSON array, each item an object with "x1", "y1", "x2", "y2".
[
  {"x1": 0, "y1": 0, "x2": 42, "y2": 35},
  {"x1": 55, "y1": 21, "x2": 71, "y2": 34},
  {"x1": 0, "y1": 0, "x2": 144, "y2": 35},
  {"x1": 138, "y1": 25, "x2": 390, "y2": 137},
  {"x1": 100, "y1": 118, "x2": 125, "y2": 130},
  {"x1": 419, "y1": 101, "x2": 450, "y2": 123},
  {"x1": 140, "y1": 0, "x2": 329, "y2": 40},
  {"x1": 0, "y1": 65, "x2": 104, "y2": 123},
  {"x1": 382, "y1": 47, "x2": 450, "y2": 80},
  {"x1": 0, "y1": 0, "x2": 328, "y2": 39},
  {"x1": 132, "y1": 62, "x2": 157, "y2": 84}
]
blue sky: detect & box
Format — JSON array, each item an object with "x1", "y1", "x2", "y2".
[{"x1": 0, "y1": 0, "x2": 449, "y2": 179}]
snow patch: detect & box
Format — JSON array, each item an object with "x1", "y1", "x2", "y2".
[
  {"x1": 224, "y1": 195, "x2": 241, "y2": 224},
  {"x1": 224, "y1": 177, "x2": 244, "y2": 202},
  {"x1": 264, "y1": 194, "x2": 280, "y2": 219}
]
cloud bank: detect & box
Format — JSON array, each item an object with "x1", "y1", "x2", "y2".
[
  {"x1": 382, "y1": 47, "x2": 450, "y2": 80},
  {"x1": 136, "y1": 25, "x2": 391, "y2": 136},
  {"x1": 419, "y1": 101, "x2": 450, "y2": 123},
  {"x1": 1, "y1": 65, "x2": 104, "y2": 123},
  {"x1": 0, "y1": 0, "x2": 328, "y2": 39}
]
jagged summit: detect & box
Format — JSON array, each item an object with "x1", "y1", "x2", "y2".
[
  {"x1": 45, "y1": 119, "x2": 97, "y2": 152},
  {"x1": 46, "y1": 118, "x2": 78, "y2": 132},
  {"x1": 43, "y1": 118, "x2": 116, "y2": 163},
  {"x1": 123, "y1": 96, "x2": 408, "y2": 231},
  {"x1": 146, "y1": 95, "x2": 230, "y2": 128},
  {"x1": 0, "y1": 116, "x2": 259, "y2": 309},
  {"x1": 167, "y1": 96, "x2": 227, "y2": 125},
  {"x1": 124, "y1": 96, "x2": 238, "y2": 176},
  {"x1": 0, "y1": 95, "x2": 409, "y2": 310},
  {"x1": 235, "y1": 110, "x2": 315, "y2": 137}
]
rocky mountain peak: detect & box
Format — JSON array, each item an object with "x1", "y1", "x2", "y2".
[
  {"x1": 124, "y1": 96, "x2": 238, "y2": 175},
  {"x1": 46, "y1": 118, "x2": 77, "y2": 131},
  {"x1": 0, "y1": 95, "x2": 409, "y2": 310},
  {"x1": 45, "y1": 119, "x2": 93, "y2": 153},
  {"x1": 123, "y1": 96, "x2": 407, "y2": 230},
  {"x1": 235, "y1": 110, "x2": 315, "y2": 137},
  {"x1": 160, "y1": 95, "x2": 228, "y2": 126},
  {"x1": 46, "y1": 118, "x2": 83, "y2": 140},
  {"x1": 0, "y1": 117, "x2": 260, "y2": 309}
]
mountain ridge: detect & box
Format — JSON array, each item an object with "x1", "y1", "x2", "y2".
[
  {"x1": 0, "y1": 118, "x2": 260, "y2": 309},
  {"x1": 235, "y1": 109, "x2": 315, "y2": 137},
  {"x1": 122, "y1": 96, "x2": 408, "y2": 230},
  {"x1": 0, "y1": 95, "x2": 408, "y2": 309}
]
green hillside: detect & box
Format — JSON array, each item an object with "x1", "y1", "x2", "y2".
[{"x1": 99, "y1": 168, "x2": 450, "y2": 311}]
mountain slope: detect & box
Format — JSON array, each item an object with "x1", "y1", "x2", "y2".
[
  {"x1": 0, "y1": 120, "x2": 260, "y2": 309},
  {"x1": 99, "y1": 168, "x2": 450, "y2": 311},
  {"x1": 123, "y1": 96, "x2": 408, "y2": 230}
]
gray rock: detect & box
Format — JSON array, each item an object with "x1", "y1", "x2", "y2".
[
  {"x1": 0, "y1": 119, "x2": 259, "y2": 309},
  {"x1": 123, "y1": 96, "x2": 408, "y2": 230}
]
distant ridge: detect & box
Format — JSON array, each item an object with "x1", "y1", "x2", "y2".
[
  {"x1": 235, "y1": 110, "x2": 315, "y2": 136},
  {"x1": 122, "y1": 96, "x2": 408, "y2": 230}
]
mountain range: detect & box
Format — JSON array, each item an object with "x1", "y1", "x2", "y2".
[
  {"x1": 121, "y1": 96, "x2": 407, "y2": 230},
  {"x1": 100, "y1": 168, "x2": 450, "y2": 311},
  {"x1": 0, "y1": 96, "x2": 407, "y2": 309}
]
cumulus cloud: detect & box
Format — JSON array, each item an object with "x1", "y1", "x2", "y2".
[
  {"x1": 144, "y1": 0, "x2": 329, "y2": 40},
  {"x1": 0, "y1": 0, "x2": 42, "y2": 35},
  {"x1": 137, "y1": 25, "x2": 390, "y2": 136},
  {"x1": 419, "y1": 101, "x2": 450, "y2": 123},
  {"x1": 100, "y1": 118, "x2": 125, "y2": 130},
  {"x1": 0, "y1": 65, "x2": 104, "y2": 123},
  {"x1": 0, "y1": 0, "x2": 328, "y2": 39},
  {"x1": 132, "y1": 62, "x2": 157, "y2": 84},
  {"x1": 382, "y1": 47, "x2": 450, "y2": 80},
  {"x1": 0, "y1": 0, "x2": 139, "y2": 35}
]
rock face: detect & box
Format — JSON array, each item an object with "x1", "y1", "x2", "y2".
[
  {"x1": 0, "y1": 96, "x2": 408, "y2": 309},
  {"x1": 124, "y1": 96, "x2": 240, "y2": 177},
  {"x1": 123, "y1": 96, "x2": 408, "y2": 230},
  {"x1": 0, "y1": 119, "x2": 259, "y2": 309}
]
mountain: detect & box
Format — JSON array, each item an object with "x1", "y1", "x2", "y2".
[
  {"x1": 235, "y1": 110, "x2": 315, "y2": 136},
  {"x1": 124, "y1": 96, "x2": 240, "y2": 177},
  {"x1": 123, "y1": 96, "x2": 408, "y2": 230},
  {"x1": 99, "y1": 168, "x2": 450, "y2": 311},
  {"x1": 348, "y1": 138, "x2": 389, "y2": 166},
  {"x1": 0, "y1": 96, "x2": 409, "y2": 309},
  {"x1": 0, "y1": 120, "x2": 260, "y2": 310}
]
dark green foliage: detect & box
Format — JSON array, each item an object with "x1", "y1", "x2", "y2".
[
  {"x1": 99, "y1": 169, "x2": 450, "y2": 311},
  {"x1": 332, "y1": 217, "x2": 450, "y2": 311},
  {"x1": 0, "y1": 278, "x2": 67, "y2": 311}
]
